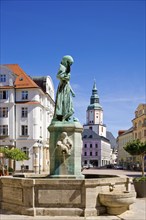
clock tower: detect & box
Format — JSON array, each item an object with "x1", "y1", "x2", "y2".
[{"x1": 84, "y1": 81, "x2": 106, "y2": 137}]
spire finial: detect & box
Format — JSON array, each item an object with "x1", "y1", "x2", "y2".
[{"x1": 93, "y1": 79, "x2": 97, "y2": 90}]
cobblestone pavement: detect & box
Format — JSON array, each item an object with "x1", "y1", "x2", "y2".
[{"x1": 82, "y1": 167, "x2": 146, "y2": 177}]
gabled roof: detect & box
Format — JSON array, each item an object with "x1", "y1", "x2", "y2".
[
  {"x1": 82, "y1": 129, "x2": 110, "y2": 143},
  {"x1": 4, "y1": 64, "x2": 39, "y2": 89},
  {"x1": 32, "y1": 76, "x2": 47, "y2": 93},
  {"x1": 106, "y1": 131, "x2": 117, "y2": 149},
  {"x1": 120, "y1": 127, "x2": 133, "y2": 136}
]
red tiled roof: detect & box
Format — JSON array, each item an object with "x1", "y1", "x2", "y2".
[{"x1": 4, "y1": 64, "x2": 39, "y2": 89}]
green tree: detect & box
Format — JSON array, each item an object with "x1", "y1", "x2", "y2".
[
  {"x1": 0, "y1": 147, "x2": 29, "y2": 171},
  {"x1": 124, "y1": 139, "x2": 146, "y2": 177}
]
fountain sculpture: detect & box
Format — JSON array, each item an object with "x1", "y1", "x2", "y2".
[{"x1": 0, "y1": 56, "x2": 136, "y2": 217}]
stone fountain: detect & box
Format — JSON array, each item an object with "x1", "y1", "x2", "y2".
[{"x1": 0, "y1": 55, "x2": 136, "y2": 217}]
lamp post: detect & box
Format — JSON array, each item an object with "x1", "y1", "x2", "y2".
[{"x1": 37, "y1": 140, "x2": 42, "y2": 174}]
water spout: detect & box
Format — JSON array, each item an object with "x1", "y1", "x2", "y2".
[{"x1": 109, "y1": 183, "x2": 115, "y2": 192}]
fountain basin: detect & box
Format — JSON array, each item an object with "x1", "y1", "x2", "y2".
[
  {"x1": 99, "y1": 191, "x2": 136, "y2": 215},
  {"x1": 0, "y1": 175, "x2": 136, "y2": 217}
]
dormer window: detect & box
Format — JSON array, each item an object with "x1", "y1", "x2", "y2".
[
  {"x1": 0, "y1": 74, "x2": 6, "y2": 82},
  {"x1": 22, "y1": 91, "x2": 28, "y2": 100}
]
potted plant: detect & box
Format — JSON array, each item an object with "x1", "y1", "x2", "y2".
[{"x1": 124, "y1": 139, "x2": 146, "y2": 198}]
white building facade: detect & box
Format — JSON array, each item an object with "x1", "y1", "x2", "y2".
[{"x1": 0, "y1": 64, "x2": 55, "y2": 173}]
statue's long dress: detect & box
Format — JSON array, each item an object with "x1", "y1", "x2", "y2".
[{"x1": 54, "y1": 64, "x2": 74, "y2": 121}]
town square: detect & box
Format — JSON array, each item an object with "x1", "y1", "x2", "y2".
[{"x1": 0, "y1": 0, "x2": 146, "y2": 219}]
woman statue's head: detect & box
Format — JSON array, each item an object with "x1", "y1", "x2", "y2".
[{"x1": 61, "y1": 55, "x2": 74, "y2": 66}]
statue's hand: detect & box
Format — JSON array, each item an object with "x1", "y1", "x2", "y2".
[{"x1": 71, "y1": 92, "x2": 75, "y2": 97}]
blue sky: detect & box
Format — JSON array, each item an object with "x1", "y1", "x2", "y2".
[{"x1": 1, "y1": 0, "x2": 145, "y2": 137}]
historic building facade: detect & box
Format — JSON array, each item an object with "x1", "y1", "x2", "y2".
[
  {"x1": 0, "y1": 64, "x2": 55, "y2": 173},
  {"x1": 82, "y1": 82, "x2": 114, "y2": 167},
  {"x1": 132, "y1": 104, "x2": 146, "y2": 142},
  {"x1": 117, "y1": 103, "x2": 146, "y2": 170}
]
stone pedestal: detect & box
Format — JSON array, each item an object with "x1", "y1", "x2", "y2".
[{"x1": 48, "y1": 121, "x2": 84, "y2": 179}]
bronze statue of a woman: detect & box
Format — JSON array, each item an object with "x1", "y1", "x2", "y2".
[{"x1": 53, "y1": 55, "x2": 75, "y2": 121}]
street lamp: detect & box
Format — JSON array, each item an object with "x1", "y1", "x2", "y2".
[{"x1": 37, "y1": 140, "x2": 42, "y2": 174}]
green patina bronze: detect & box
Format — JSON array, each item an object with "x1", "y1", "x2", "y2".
[
  {"x1": 53, "y1": 55, "x2": 75, "y2": 122},
  {"x1": 48, "y1": 55, "x2": 83, "y2": 179}
]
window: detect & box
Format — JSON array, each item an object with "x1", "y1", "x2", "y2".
[
  {"x1": 95, "y1": 152, "x2": 98, "y2": 156},
  {"x1": 21, "y1": 107, "x2": 28, "y2": 117},
  {"x1": 0, "y1": 125, "x2": 8, "y2": 136},
  {"x1": 84, "y1": 144, "x2": 87, "y2": 148},
  {"x1": 21, "y1": 147, "x2": 29, "y2": 157},
  {"x1": 84, "y1": 152, "x2": 87, "y2": 156},
  {"x1": 90, "y1": 144, "x2": 92, "y2": 148},
  {"x1": 22, "y1": 91, "x2": 28, "y2": 100},
  {"x1": 0, "y1": 107, "x2": 8, "y2": 117},
  {"x1": 0, "y1": 74, "x2": 6, "y2": 82},
  {"x1": 21, "y1": 125, "x2": 28, "y2": 136},
  {"x1": 90, "y1": 152, "x2": 92, "y2": 156},
  {"x1": 0, "y1": 91, "x2": 8, "y2": 99},
  {"x1": 95, "y1": 143, "x2": 98, "y2": 148},
  {"x1": 21, "y1": 165, "x2": 29, "y2": 170}
]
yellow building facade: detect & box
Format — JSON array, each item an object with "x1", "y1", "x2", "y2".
[
  {"x1": 132, "y1": 104, "x2": 146, "y2": 142},
  {"x1": 117, "y1": 103, "x2": 146, "y2": 170}
]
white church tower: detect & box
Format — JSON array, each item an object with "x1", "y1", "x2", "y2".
[{"x1": 84, "y1": 81, "x2": 107, "y2": 137}]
